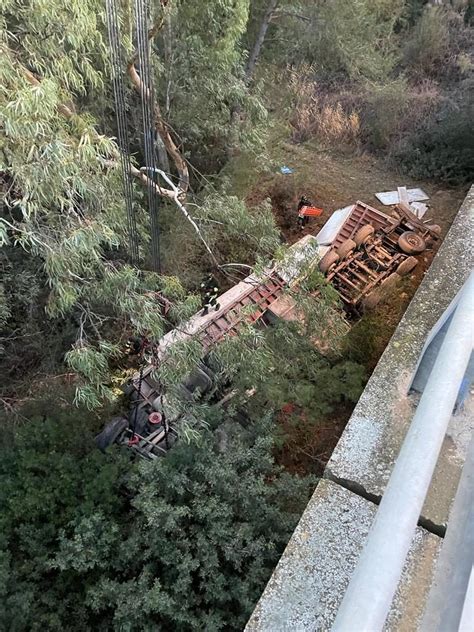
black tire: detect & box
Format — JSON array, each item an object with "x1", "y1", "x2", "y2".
[
  {"x1": 183, "y1": 367, "x2": 213, "y2": 395},
  {"x1": 95, "y1": 417, "x2": 129, "y2": 451}
]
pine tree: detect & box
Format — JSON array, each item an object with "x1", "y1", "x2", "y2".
[{"x1": 0, "y1": 407, "x2": 314, "y2": 631}]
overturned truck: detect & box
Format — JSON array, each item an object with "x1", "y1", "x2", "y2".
[
  {"x1": 317, "y1": 201, "x2": 440, "y2": 313},
  {"x1": 96, "y1": 201, "x2": 440, "y2": 457},
  {"x1": 95, "y1": 241, "x2": 312, "y2": 458}
]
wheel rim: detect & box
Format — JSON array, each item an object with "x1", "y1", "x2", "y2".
[{"x1": 406, "y1": 234, "x2": 422, "y2": 247}]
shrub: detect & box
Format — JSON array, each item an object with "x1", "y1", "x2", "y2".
[
  {"x1": 403, "y1": 5, "x2": 473, "y2": 83},
  {"x1": 403, "y1": 6, "x2": 450, "y2": 75},
  {"x1": 288, "y1": 66, "x2": 360, "y2": 146},
  {"x1": 359, "y1": 78, "x2": 442, "y2": 151},
  {"x1": 0, "y1": 407, "x2": 314, "y2": 631},
  {"x1": 390, "y1": 97, "x2": 474, "y2": 184}
]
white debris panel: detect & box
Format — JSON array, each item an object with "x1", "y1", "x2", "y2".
[{"x1": 376, "y1": 188, "x2": 429, "y2": 205}]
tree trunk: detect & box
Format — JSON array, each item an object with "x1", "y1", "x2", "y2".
[
  {"x1": 163, "y1": 9, "x2": 173, "y2": 116},
  {"x1": 245, "y1": 0, "x2": 279, "y2": 84},
  {"x1": 127, "y1": 61, "x2": 189, "y2": 195},
  {"x1": 228, "y1": 0, "x2": 279, "y2": 156}
]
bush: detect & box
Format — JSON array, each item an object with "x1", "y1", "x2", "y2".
[
  {"x1": 403, "y1": 5, "x2": 473, "y2": 83},
  {"x1": 288, "y1": 66, "x2": 360, "y2": 146},
  {"x1": 403, "y1": 6, "x2": 450, "y2": 75},
  {"x1": 359, "y1": 78, "x2": 442, "y2": 151},
  {"x1": 390, "y1": 97, "x2": 474, "y2": 184},
  {"x1": 0, "y1": 402, "x2": 314, "y2": 631},
  {"x1": 0, "y1": 409, "x2": 129, "y2": 631}
]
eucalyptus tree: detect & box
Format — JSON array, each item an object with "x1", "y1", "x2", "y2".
[{"x1": 0, "y1": 0, "x2": 280, "y2": 407}]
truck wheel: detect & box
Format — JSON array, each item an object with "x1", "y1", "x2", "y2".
[
  {"x1": 337, "y1": 238, "x2": 357, "y2": 259},
  {"x1": 398, "y1": 231, "x2": 426, "y2": 255},
  {"x1": 427, "y1": 224, "x2": 441, "y2": 236},
  {"x1": 95, "y1": 417, "x2": 129, "y2": 452},
  {"x1": 354, "y1": 224, "x2": 375, "y2": 247},
  {"x1": 361, "y1": 272, "x2": 400, "y2": 311},
  {"x1": 396, "y1": 256, "x2": 418, "y2": 276},
  {"x1": 319, "y1": 250, "x2": 340, "y2": 274}
]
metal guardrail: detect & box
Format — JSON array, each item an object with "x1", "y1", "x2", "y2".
[
  {"x1": 420, "y1": 429, "x2": 474, "y2": 631},
  {"x1": 332, "y1": 271, "x2": 474, "y2": 632}
]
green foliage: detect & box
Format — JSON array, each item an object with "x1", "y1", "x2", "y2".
[
  {"x1": 390, "y1": 97, "x2": 474, "y2": 184},
  {"x1": 0, "y1": 284, "x2": 11, "y2": 329},
  {"x1": 198, "y1": 189, "x2": 281, "y2": 261},
  {"x1": 0, "y1": 406, "x2": 314, "y2": 631},
  {"x1": 275, "y1": 0, "x2": 405, "y2": 82},
  {"x1": 1, "y1": 12, "x2": 145, "y2": 400},
  {"x1": 403, "y1": 6, "x2": 450, "y2": 75},
  {"x1": 74, "y1": 419, "x2": 313, "y2": 631},
  {"x1": 360, "y1": 78, "x2": 413, "y2": 151},
  {"x1": 237, "y1": 322, "x2": 365, "y2": 418},
  {"x1": 156, "y1": 0, "x2": 267, "y2": 169},
  {"x1": 153, "y1": 338, "x2": 204, "y2": 390},
  {"x1": 0, "y1": 408, "x2": 129, "y2": 631}
]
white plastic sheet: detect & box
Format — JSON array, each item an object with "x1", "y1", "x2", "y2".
[
  {"x1": 315, "y1": 205, "x2": 353, "y2": 245},
  {"x1": 375, "y1": 188, "x2": 429, "y2": 205}
]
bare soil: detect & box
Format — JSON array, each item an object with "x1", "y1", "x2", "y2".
[
  {"x1": 244, "y1": 142, "x2": 467, "y2": 245},
  {"x1": 235, "y1": 141, "x2": 468, "y2": 476}
]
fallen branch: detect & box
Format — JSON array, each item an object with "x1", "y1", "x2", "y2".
[{"x1": 140, "y1": 167, "x2": 219, "y2": 267}]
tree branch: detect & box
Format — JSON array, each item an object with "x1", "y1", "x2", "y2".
[
  {"x1": 21, "y1": 66, "x2": 75, "y2": 118},
  {"x1": 127, "y1": 9, "x2": 190, "y2": 196}
]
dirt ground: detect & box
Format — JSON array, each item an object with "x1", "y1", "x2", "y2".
[
  {"x1": 234, "y1": 141, "x2": 469, "y2": 476},
  {"x1": 245, "y1": 143, "x2": 467, "y2": 244}
]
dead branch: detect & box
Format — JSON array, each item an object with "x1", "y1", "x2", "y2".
[{"x1": 127, "y1": 46, "x2": 189, "y2": 196}]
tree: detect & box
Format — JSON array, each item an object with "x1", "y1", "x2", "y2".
[
  {"x1": 1, "y1": 1, "x2": 157, "y2": 406},
  {"x1": 258, "y1": 0, "x2": 405, "y2": 82},
  {"x1": 0, "y1": 0, "x2": 281, "y2": 407},
  {"x1": 149, "y1": 0, "x2": 267, "y2": 170},
  {"x1": 0, "y1": 406, "x2": 314, "y2": 631},
  {"x1": 245, "y1": 0, "x2": 280, "y2": 84},
  {"x1": 0, "y1": 406, "x2": 130, "y2": 631}
]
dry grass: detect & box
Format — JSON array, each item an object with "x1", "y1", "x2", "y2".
[{"x1": 288, "y1": 65, "x2": 360, "y2": 146}]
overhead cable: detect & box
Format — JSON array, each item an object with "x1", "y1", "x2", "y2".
[
  {"x1": 105, "y1": 0, "x2": 139, "y2": 266},
  {"x1": 134, "y1": 0, "x2": 161, "y2": 273}
]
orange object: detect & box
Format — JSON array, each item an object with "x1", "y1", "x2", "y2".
[{"x1": 300, "y1": 205, "x2": 323, "y2": 217}]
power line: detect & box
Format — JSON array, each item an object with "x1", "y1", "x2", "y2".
[
  {"x1": 135, "y1": 0, "x2": 161, "y2": 273},
  {"x1": 105, "y1": 0, "x2": 139, "y2": 266}
]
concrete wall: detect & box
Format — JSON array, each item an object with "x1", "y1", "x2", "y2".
[{"x1": 246, "y1": 480, "x2": 441, "y2": 632}]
